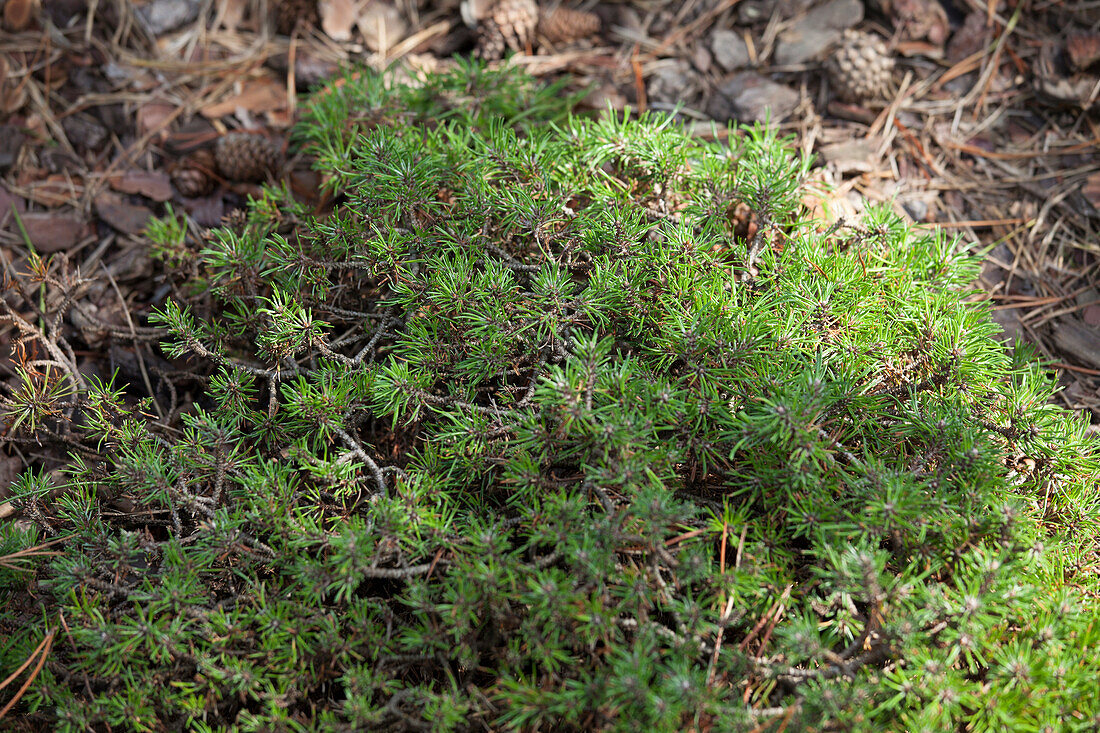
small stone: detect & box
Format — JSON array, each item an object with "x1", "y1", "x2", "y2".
[
  {"x1": 692, "y1": 43, "x2": 713, "y2": 73},
  {"x1": 647, "y1": 60, "x2": 704, "y2": 107},
  {"x1": 775, "y1": 28, "x2": 839, "y2": 66},
  {"x1": 358, "y1": 2, "x2": 407, "y2": 53},
  {"x1": 136, "y1": 0, "x2": 201, "y2": 35},
  {"x1": 902, "y1": 198, "x2": 928, "y2": 222},
  {"x1": 775, "y1": 0, "x2": 863, "y2": 65},
  {"x1": 708, "y1": 72, "x2": 799, "y2": 123},
  {"x1": 579, "y1": 83, "x2": 627, "y2": 112},
  {"x1": 61, "y1": 115, "x2": 107, "y2": 152},
  {"x1": 990, "y1": 308, "x2": 1024, "y2": 343},
  {"x1": 710, "y1": 30, "x2": 750, "y2": 72},
  {"x1": 819, "y1": 139, "x2": 876, "y2": 174},
  {"x1": 1075, "y1": 288, "x2": 1100, "y2": 309},
  {"x1": 739, "y1": 0, "x2": 770, "y2": 23}
]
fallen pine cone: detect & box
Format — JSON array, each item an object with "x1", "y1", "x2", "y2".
[
  {"x1": 215, "y1": 132, "x2": 281, "y2": 183},
  {"x1": 170, "y1": 148, "x2": 217, "y2": 198},
  {"x1": 826, "y1": 30, "x2": 894, "y2": 103},
  {"x1": 537, "y1": 5, "x2": 600, "y2": 45},
  {"x1": 475, "y1": 0, "x2": 538, "y2": 60}
]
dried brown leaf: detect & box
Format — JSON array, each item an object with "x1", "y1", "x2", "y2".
[{"x1": 200, "y1": 76, "x2": 287, "y2": 118}]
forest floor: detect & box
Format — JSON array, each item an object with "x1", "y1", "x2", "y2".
[{"x1": 1, "y1": 0, "x2": 1099, "y2": 495}]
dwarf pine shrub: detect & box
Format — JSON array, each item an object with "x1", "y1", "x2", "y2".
[{"x1": 3, "y1": 60, "x2": 1100, "y2": 731}]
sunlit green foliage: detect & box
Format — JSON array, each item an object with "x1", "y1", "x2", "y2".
[{"x1": 3, "y1": 61, "x2": 1099, "y2": 732}]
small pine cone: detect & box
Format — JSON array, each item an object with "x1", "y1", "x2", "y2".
[
  {"x1": 274, "y1": 0, "x2": 319, "y2": 35},
  {"x1": 214, "y1": 133, "x2": 281, "y2": 183},
  {"x1": 537, "y1": 6, "x2": 600, "y2": 45},
  {"x1": 171, "y1": 149, "x2": 217, "y2": 198},
  {"x1": 826, "y1": 30, "x2": 895, "y2": 103},
  {"x1": 475, "y1": 0, "x2": 538, "y2": 60}
]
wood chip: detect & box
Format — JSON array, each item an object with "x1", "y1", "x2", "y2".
[
  {"x1": 1067, "y1": 31, "x2": 1100, "y2": 71},
  {"x1": 1051, "y1": 318, "x2": 1100, "y2": 371},
  {"x1": 3, "y1": 0, "x2": 35, "y2": 31},
  {"x1": 1084, "y1": 305, "x2": 1100, "y2": 327},
  {"x1": 0, "y1": 55, "x2": 27, "y2": 115},
  {"x1": 19, "y1": 211, "x2": 88, "y2": 253},
  {"x1": 94, "y1": 191, "x2": 152, "y2": 235},
  {"x1": 25, "y1": 174, "x2": 82, "y2": 207},
  {"x1": 184, "y1": 194, "x2": 225, "y2": 228},
  {"x1": 107, "y1": 170, "x2": 174, "y2": 202},
  {"x1": 137, "y1": 100, "x2": 176, "y2": 141},
  {"x1": 0, "y1": 182, "x2": 26, "y2": 219},
  {"x1": 1084, "y1": 171, "x2": 1100, "y2": 211}
]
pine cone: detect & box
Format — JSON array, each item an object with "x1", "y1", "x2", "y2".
[
  {"x1": 475, "y1": 0, "x2": 538, "y2": 60},
  {"x1": 537, "y1": 6, "x2": 600, "y2": 45},
  {"x1": 214, "y1": 133, "x2": 281, "y2": 183},
  {"x1": 826, "y1": 30, "x2": 894, "y2": 103},
  {"x1": 274, "y1": 0, "x2": 318, "y2": 35},
  {"x1": 171, "y1": 149, "x2": 217, "y2": 198}
]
